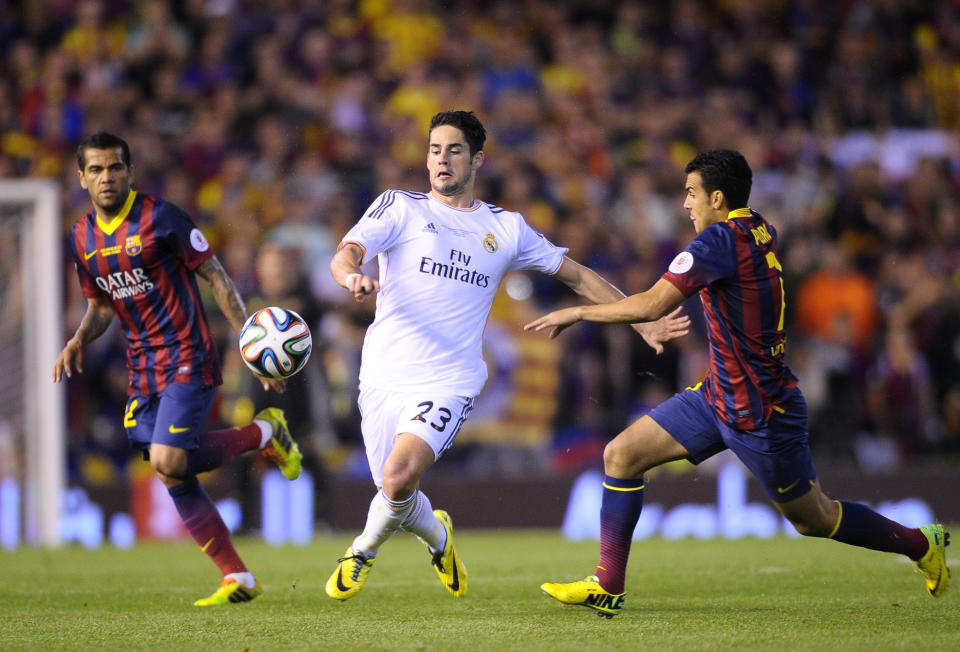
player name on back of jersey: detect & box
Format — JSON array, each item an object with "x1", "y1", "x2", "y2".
[
  {"x1": 94, "y1": 267, "x2": 155, "y2": 299},
  {"x1": 418, "y1": 248, "x2": 491, "y2": 288}
]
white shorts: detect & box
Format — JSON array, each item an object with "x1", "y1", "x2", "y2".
[{"x1": 357, "y1": 383, "x2": 475, "y2": 486}]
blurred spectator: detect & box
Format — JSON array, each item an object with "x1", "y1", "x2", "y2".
[
  {"x1": 866, "y1": 325, "x2": 937, "y2": 463},
  {"x1": 795, "y1": 242, "x2": 878, "y2": 352}
]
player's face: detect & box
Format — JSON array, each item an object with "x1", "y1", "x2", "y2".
[
  {"x1": 427, "y1": 125, "x2": 483, "y2": 202},
  {"x1": 683, "y1": 171, "x2": 723, "y2": 233},
  {"x1": 78, "y1": 147, "x2": 133, "y2": 216}
]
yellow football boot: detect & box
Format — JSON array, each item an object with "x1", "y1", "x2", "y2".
[
  {"x1": 917, "y1": 524, "x2": 950, "y2": 597},
  {"x1": 431, "y1": 510, "x2": 467, "y2": 597},
  {"x1": 194, "y1": 578, "x2": 262, "y2": 606},
  {"x1": 256, "y1": 407, "x2": 302, "y2": 480},
  {"x1": 326, "y1": 546, "x2": 375, "y2": 600},
  {"x1": 541, "y1": 575, "x2": 625, "y2": 618}
]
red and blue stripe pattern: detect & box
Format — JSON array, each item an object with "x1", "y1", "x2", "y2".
[
  {"x1": 662, "y1": 208, "x2": 798, "y2": 430},
  {"x1": 68, "y1": 192, "x2": 220, "y2": 395}
]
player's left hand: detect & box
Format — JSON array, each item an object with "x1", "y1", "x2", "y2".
[
  {"x1": 261, "y1": 377, "x2": 287, "y2": 393},
  {"x1": 523, "y1": 307, "x2": 583, "y2": 339},
  {"x1": 632, "y1": 306, "x2": 690, "y2": 354},
  {"x1": 52, "y1": 337, "x2": 84, "y2": 382}
]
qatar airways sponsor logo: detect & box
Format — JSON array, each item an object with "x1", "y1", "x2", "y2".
[{"x1": 95, "y1": 267, "x2": 155, "y2": 299}]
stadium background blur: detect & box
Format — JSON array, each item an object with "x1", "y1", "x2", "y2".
[{"x1": 1, "y1": 0, "x2": 959, "y2": 537}]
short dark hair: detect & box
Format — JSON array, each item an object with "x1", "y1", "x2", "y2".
[
  {"x1": 429, "y1": 111, "x2": 486, "y2": 155},
  {"x1": 684, "y1": 149, "x2": 752, "y2": 209},
  {"x1": 77, "y1": 132, "x2": 131, "y2": 170}
]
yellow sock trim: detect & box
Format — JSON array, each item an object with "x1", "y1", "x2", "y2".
[
  {"x1": 827, "y1": 500, "x2": 843, "y2": 539},
  {"x1": 602, "y1": 482, "x2": 645, "y2": 492}
]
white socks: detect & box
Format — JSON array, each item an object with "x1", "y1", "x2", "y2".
[
  {"x1": 352, "y1": 490, "x2": 416, "y2": 558},
  {"x1": 401, "y1": 490, "x2": 446, "y2": 554},
  {"x1": 352, "y1": 490, "x2": 450, "y2": 558},
  {"x1": 225, "y1": 571, "x2": 256, "y2": 589},
  {"x1": 254, "y1": 419, "x2": 273, "y2": 449}
]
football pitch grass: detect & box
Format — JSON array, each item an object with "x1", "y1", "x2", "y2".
[{"x1": 1, "y1": 529, "x2": 957, "y2": 651}]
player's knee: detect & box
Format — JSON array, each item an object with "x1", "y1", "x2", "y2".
[
  {"x1": 788, "y1": 517, "x2": 821, "y2": 537},
  {"x1": 150, "y1": 451, "x2": 187, "y2": 481},
  {"x1": 603, "y1": 438, "x2": 642, "y2": 477},
  {"x1": 780, "y1": 488, "x2": 838, "y2": 538},
  {"x1": 783, "y1": 510, "x2": 834, "y2": 538},
  {"x1": 381, "y1": 466, "x2": 417, "y2": 501}
]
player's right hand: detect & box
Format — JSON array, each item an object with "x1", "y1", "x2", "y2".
[
  {"x1": 523, "y1": 306, "x2": 584, "y2": 339},
  {"x1": 346, "y1": 273, "x2": 380, "y2": 303},
  {"x1": 52, "y1": 338, "x2": 84, "y2": 382},
  {"x1": 261, "y1": 376, "x2": 287, "y2": 393}
]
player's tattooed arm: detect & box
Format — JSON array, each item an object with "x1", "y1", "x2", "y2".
[
  {"x1": 197, "y1": 255, "x2": 286, "y2": 394},
  {"x1": 75, "y1": 295, "x2": 115, "y2": 345},
  {"x1": 52, "y1": 295, "x2": 114, "y2": 381},
  {"x1": 196, "y1": 255, "x2": 247, "y2": 335}
]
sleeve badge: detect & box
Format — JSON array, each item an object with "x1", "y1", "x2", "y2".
[{"x1": 668, "y1": 251, "x2": 694, "y2": 274}]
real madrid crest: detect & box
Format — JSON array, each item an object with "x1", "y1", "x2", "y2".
[
  {"x1": 483, "y1": 232, "x2": 498, "y2": 253},
  {"x1": 125, "y1": 234, "x2": 142, "y2": 256}
]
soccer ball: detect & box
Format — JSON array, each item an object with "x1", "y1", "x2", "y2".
[{"x1": 239, "y1": 306, "x2": 312, "y2": 379}]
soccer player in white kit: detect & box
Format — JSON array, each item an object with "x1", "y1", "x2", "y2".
[{"x1": 326, "y1": 111, "x2": 690, "y2": 600}]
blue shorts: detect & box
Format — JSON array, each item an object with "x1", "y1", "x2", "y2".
[
  {"x1": 123, "y1": 383, "x2": 216, "y2": 451},
  {"x1": 648, "y1": 385, "x2": 816, "y2": 502}
]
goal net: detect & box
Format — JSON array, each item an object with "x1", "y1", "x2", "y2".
[{"x1": 0, "y1": 179, "x2": 64, "y2": 548}]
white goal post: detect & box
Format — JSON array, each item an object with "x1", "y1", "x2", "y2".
[{"x1": 0, "y1": 179, "x2": 64, "y2": 547}]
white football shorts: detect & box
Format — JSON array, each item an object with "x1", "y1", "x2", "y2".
[{"x1": 357, "y1": 383, "x2": 475, "y2": 486}]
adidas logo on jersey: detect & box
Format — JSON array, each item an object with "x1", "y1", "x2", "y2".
[{"x1": 423, "y1": 222, "x2": 439, "y2": 234}]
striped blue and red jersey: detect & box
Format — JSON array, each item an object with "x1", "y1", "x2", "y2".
[
  {"x1": 67, "y1": 190, "x2": 222, "y2": 396},
  {"x1": 661, "y1": 207, "x2": 798, "y2": 430}
]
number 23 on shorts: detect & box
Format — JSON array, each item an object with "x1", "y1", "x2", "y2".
[{"x1": 411, "y1": 400, "x2": 453, "y2": 432}]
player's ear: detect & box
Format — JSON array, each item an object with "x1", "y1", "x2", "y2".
[
  {"x1": 472, "y1": 150, "x2": 484, "y2": 171},
  {"x1": 77, "y1": 167, "x2": 88, "y2": 189},
  {"x1": 128, "y1": 164, "x2": 135, "y2": 187},
  {"x1": 711, "y1": 189, "x2": 725, "y2": 210}
]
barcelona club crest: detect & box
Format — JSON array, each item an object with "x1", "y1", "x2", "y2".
[
  {"x1": 125, "y1": 234, "x2": 142, "y2": 256},
  {"x1": 483, "y1": 233, "x2": 498, "y2": 253}
]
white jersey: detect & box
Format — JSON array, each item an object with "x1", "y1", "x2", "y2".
[{"x1": 340, "y1": 189, "x2": 568, "y2": 396}]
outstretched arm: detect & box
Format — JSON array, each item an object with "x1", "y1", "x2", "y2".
[
  {"x1": 196, "y1": 255, "x2": 247, "y2": 335},
  {"x1": 196, "y1": 255, "x2": 285, "y2": 393},
  {"x1": 330, "y1": 242, "x2": 379, "y2": 303},
  {"x1": 552, "y1": 257, "x2": 689, "y2": 352},
  {"x1": 52, "y1": 295, "x2": 114, "y2": 381},
  {"x1": 526, "y1": 277, "x2": 686, "y2": 340}
]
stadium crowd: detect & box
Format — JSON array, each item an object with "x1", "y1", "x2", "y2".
[{"x1": 1, "y1": 0, "x2": 959, "y2": 497}]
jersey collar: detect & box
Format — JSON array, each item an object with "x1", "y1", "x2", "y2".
[
  {"x1": 96, "y1": 190, "x2": 137, "y2": 235},
  {"x1": 726, "y1": 207, "x2": 752, "y2": 220},
  {"x1": 429, "y1": 194, "x2": 482, "y2": 212}
]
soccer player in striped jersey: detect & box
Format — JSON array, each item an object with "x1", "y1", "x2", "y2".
[
  {"x1": 528, "y1": 149, "x2": 949, "y2": 618},
  {"x1": 52, "y1": 132, "x2": 304, "y2": 606},
  {"x1": 325, "y1": 111, "x2": 690, "y2": 601}
]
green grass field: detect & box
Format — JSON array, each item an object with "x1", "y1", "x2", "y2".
[{"x1": 1, "y1": 529, "x2": 956, "y2": 651}]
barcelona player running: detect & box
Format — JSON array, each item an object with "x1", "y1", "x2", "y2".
[
  {"x1": 52, "y1": 132, "x2": 303, "y2": 606},
  {"x1": 527, "y1": 149, "x2": 949, "y2": 618}
]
